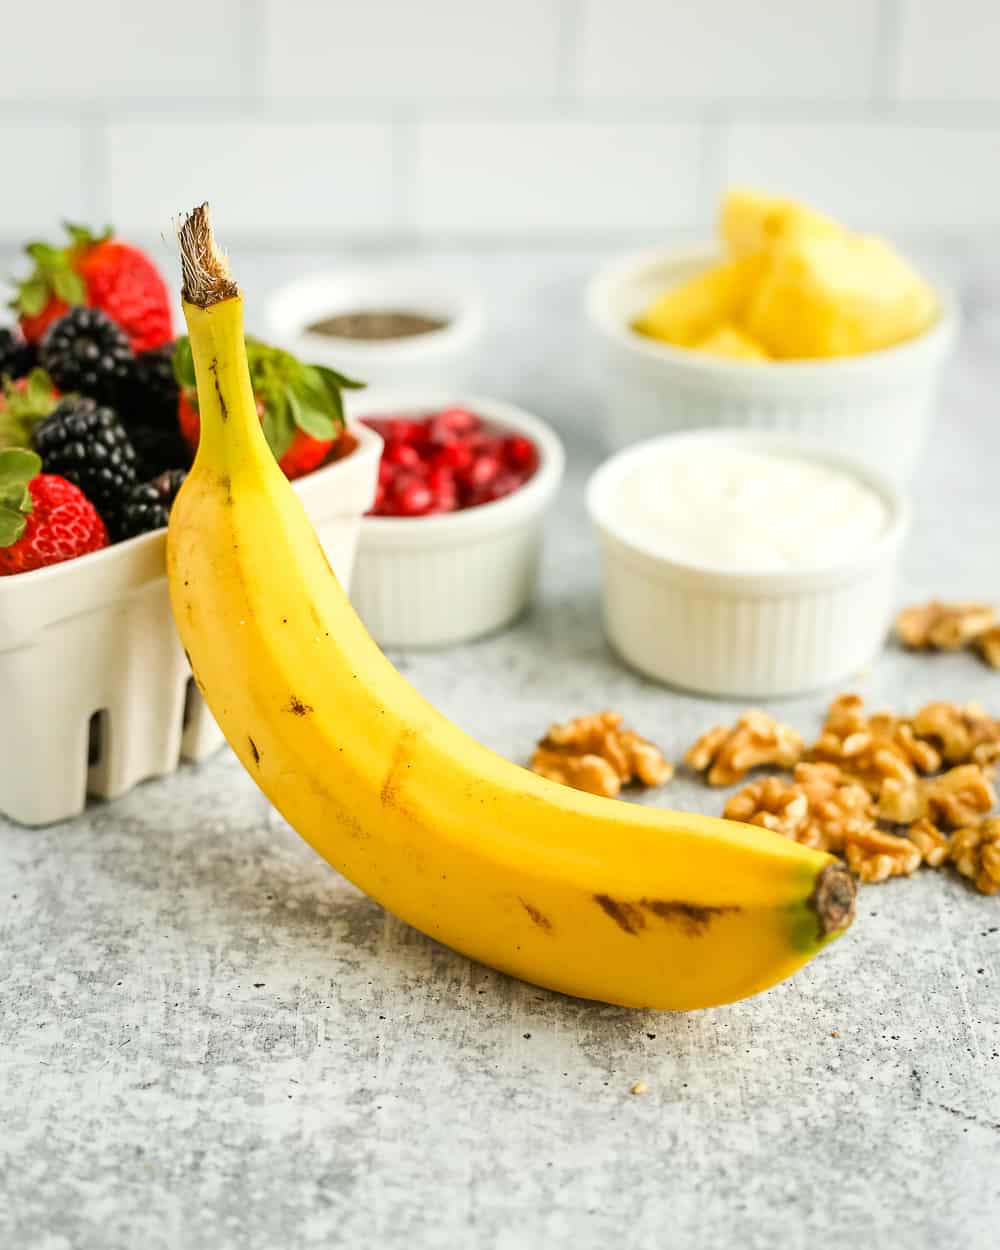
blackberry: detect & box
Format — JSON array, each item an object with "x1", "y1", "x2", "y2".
[
  {"x1": 0, "y1": 327, "x2": 37, "y2": 380},
  {"x1": 121, "y1": 468, "x2": 187, "y2": 538},
  {"x1": 40, "y1": 306, "x2": 133, "y2": 404},
  {"x1": 120, "y1": 342, "x2": 188, "y2": 478},
  {"x1": 33, "y1": 397, "x2": 138, "y2": 540}
]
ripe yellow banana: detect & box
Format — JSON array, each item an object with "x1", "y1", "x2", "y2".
[{"x1": 167, "y1": 205, "x2": 855, "y2": 1011}]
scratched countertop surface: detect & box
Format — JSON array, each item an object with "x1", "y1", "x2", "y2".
[{"x1": 2, "y1": 240, "x2": 999, "y2": 1250}]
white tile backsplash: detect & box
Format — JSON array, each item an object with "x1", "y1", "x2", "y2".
[
  {"x1": 722, "y1": 120, "x2": 1000, "y2": 230},
  {"x1": 262, "y1": 0, "x2": 563, "y2": 98},
  {"x1": 0, "y1": 0, "x2": 244, "y2": 100},
  {"x1": 0, "y1": 122, "x2": 88, "y2": 238},
  {"x1": 577, "y1": 0, "x2": 881, "y2": 100},
  {"x1": 0, "y1": 0, "x2": 998, "y2": 241},
  {"x1": 415, "y1": 121, "x2": 702, "y2": 233},
  {"x1": 107, "y1": 119, "x2": 396, "y2": 239},
  {"x1": 896, "y1": 0, "x2": 1000, "y2": 102}
]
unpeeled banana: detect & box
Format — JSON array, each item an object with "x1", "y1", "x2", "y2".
[{"x1": 167, "y1": 204, "x2": 855, "y2": 1010}]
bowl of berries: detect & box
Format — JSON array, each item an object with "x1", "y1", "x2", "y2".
[
  {"x1": 0, "y1": 224, "x2": 379, "y2": 826},
  {"x1": 349, "y1": 393, "x2": 565, "y2": 648}
]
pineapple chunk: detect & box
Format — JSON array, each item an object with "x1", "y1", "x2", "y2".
[
  {"x1": 633, "y1": 255, "x2": 761, "y2": 347},
  {"x1": 746, "y1": 233, "x2": 937, "y2": 359},
  {"x1": 721, "y1": 188, "x2": 842, "y2": 258},
  {"x1": 693, "y1": 324, "x2": 769, "y2": 361}
]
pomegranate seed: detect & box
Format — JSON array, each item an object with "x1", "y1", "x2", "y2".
[
  {"x1": 395, "y1": 479, "x2": 435, "y2": 516},
  {"x1": 386, "y1": 418, "x2": 423, "y2": 444},
  {"x1": 436, "y1": 406, "x2": 480, "y2": 434},
  {"x1": 385, "y1": 442, "x2": 422, "y2": 468},
  {"x1": 484, "y1": 472, "x2": 522, "y2": 502},
  {"x1": 504, "y1": 435, "x2": 537, "y2": 472},
  {"x1": 377, "y1": 459, "x2": 394, "y2": 486},
  {"x1": 465, "y1": 453, "x2": 501, "y2": 489},
  {"x1": 433, "y1": 442, "x2": 474, "y2": 472}
]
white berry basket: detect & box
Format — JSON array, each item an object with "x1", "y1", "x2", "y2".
[
  {"x1": 585, "y1": 243, "x2": 958, "y2": 484},
  {"x1": 0, "y1": 423, "x2": 381, "y2": 827}
]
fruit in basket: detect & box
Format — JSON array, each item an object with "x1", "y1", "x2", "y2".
[
  {"x1": 168, "y1": 203, "x2": 855, "y2": 1011},
  {"x1": 32, "y1": 396, "x2": 137, "y2": 540},
  {"x1": 120, "y1": 342, "x2": 189, "y2": 478},
  {"x1": 0, "y1": 448, "x2": 108, "y2": 574},
  {"x1": 173, "y1": 335, "x2": 361, "y2": 480},
  {"x1": 0, "y1": 368, "x2": 60, "y2": 450},
  {"x1": 39, "y1": 306, "x2": 133, "y2": 405},
  {"x1": 720, "y1": 188, "x2": 842, "y2": 258},
  {"x1": 634, "y1": 188, "x2": 936, "y2": 360},
  {"x1": 632, "y1": 254, "x2": 760, "y2": 348},
  {"x1": 746, "y1": 232, "x2": 938, "y2": 359},
  {"x1": 11, "y1": 224, "x2": 172, "y2": 352},
  {"x1": 121, "y1": 467, "x2": 187, "y2": 539},
  {"x1": 0, "y1": 326, "x2": 37, "y2": 380},
  {"x1": 363, "y1": 407, "x2": 539, "y2": 516},
  {"x1": 692, "y1": 324, "x2": 769, "y2": 361}
]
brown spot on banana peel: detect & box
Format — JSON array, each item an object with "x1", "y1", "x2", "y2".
[
  {"x1": 594, "y1": 895, "x2": 645, "y2": 935},
  {"x1": 811, "y1": 861, "x2": 856, "y2": 939},
  {"x1": 521, "y1": 901, "x2": 553, "y2": 932},
  {"x1": 594, "y1": 895, "x2": 739, "y2": 937},
  {"x1": 287, "y1": 696, "x2": 313, "y2": 716},
  {"x1": 641, "y1": 899, "x2": 738, "y2": 936},
  {"x1": 381, "y1": 728, "x2": 417, "y2": 809},
  {"x1": 248, "y1": 737, "x2": 260, "y2": 766},
  {"x1": 208, "y1": 358, "x2": 228, "y2": 421}
]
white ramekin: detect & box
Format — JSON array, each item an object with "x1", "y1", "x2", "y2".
[
  {"x1": 347, "y1": 391, "x2": 565, "y2": 648},
  {"x1": 585, "y1": 243, "x2": 958, "y2": 484},
  {"x1": 587, "y1": 429, "x2": 909, "y2": 699},
  {"x1": 265, "y1": 267, "x2": 485, "y2": 389},
  {"x1": 0, "y1": 424, "x2": 381, "y2": 827}
]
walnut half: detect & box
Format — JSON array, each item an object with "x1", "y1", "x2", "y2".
[
  {"x1": 531, "y1": 711, "x2": 672, "y2": 799},
  {"x1": 685, "y1": 710, "x2": 803, "y2": 787},
  {"x1": 951, "y1": 819, "x2": 1000, "y2": 896},
  {"x1": 896, "y1": 600, "x2": 996, "y2": 651}
]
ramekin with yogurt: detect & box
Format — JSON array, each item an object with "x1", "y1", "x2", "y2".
[{"x1": 587, "y1": 430, "x2": 908, "y2": 698}]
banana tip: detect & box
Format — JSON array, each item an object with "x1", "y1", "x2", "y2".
[{"x1": 811, "y1": 861, "x2": 857, "y2": 938}]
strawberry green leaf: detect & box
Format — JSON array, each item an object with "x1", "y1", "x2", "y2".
[
  {"x1": 0, "y1": 447, "x2": 41, "y2": 485},
  {"x1": 16, "y1": 279, "x2": 49, "y2": 317},
  {"x1": 315, "y1": 364, "x2": 365, "y2": 391},
  {"x1": 51, "y1": 267, "x2": 86, "y2": 304},
  {"x1": 262, "y1": 390, "x2": 295, "y2": 460},
  {"x1": 0, "y1": 504, "x2": 28, "y2": 547},
  {"x1": 63, "y1": 223, "x2": 111, "y2": 249},
  {"x1": 172, "y1": 338, "x2": 196, "y2": 389}
]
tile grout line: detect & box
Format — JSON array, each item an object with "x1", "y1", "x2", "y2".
[{"x1": 871, "y1": 0, "x2": 903, "y2": 111}]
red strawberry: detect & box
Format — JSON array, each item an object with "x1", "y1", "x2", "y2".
[
  {"x1": 172, "y1": 337, "x2": 363, "y2": 481},
  {"x1": 0, "y1": 449, "x2": 108, "y2": 575},
  {"x1": 12, "y1": 224, "x2": 172, "y2": 353}
]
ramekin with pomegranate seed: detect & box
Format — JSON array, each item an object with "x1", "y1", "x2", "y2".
[{"x1": 347, "y1": 393, "x2": 565, "y2": 648}]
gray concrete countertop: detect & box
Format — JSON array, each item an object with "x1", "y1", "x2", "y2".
[{"x1": 2, "y1": 242, "x2": 999, "y2": 1250}]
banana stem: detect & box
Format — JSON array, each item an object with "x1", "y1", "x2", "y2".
[{"x1": 178, "y1": 203, "x2": 267, "y2": 471}]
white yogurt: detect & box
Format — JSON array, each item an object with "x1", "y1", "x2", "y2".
[{"x1": 609, "y1": 445, "x2": 889, "y2": 573}]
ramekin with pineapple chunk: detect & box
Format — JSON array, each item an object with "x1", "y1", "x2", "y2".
[{"x1": 585, "y1": 191, "x2": 957, "y2": 483}]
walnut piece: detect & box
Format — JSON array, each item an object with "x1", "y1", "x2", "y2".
[
  {"x1": 531, "y1": 711, "x2": 672, "y2": 798},
  {"x1": 724, "y1": 776, "x2": 810, "y2": 841},
  {"x1": 808, "y1": 694, "x2": 940, "y2": 794},
  {"x1": 950, "y1": 819, "x2": 1000, "y2": 896},
  {"x1": 978, "y1": 627, "x2": 1000, "y2": 670},
  {"x1": 879, "y1": 763, "x2": 997, "y2": 829},
  {"x1": 907, "y1": 819, "x2": 950, "y2": 868},
  {"x1": 685, "y1": 710, "x2": 803, "y2": 787},
  {"x1": 724, "y1": 762, "x2": 875, "y2": 854},
  {"x1": 896, "y1": 600, "x2": 996, "y2": 651},
  {"x1": 911, "y1": 701, "x2": 1000, "y2": 769},
  {"x1": 844, "y1": 826, "x2": 922, "y2": 884}
]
